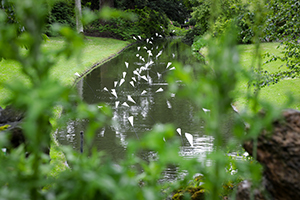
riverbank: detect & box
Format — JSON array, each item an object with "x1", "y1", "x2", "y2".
[
  {"x1": 0, "y1": 36, "x2": 131, "y2": 176},
  {"x1": 0, "y1": 36, "x2": 130, "y2": 106}
]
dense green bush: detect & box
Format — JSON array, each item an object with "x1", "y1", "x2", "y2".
[
  {"x1": 182, "y1": 25, "x2": 205, "y2": 45},
  {"x1": 85, "y1": 7, "x2": 169, "y2": 40},
  {"x1": 45, "y1": 1, "x2": 75, "y2": 36},
  {"x1": 189, "y1": 0, "x2": 255, "y2": 44}
]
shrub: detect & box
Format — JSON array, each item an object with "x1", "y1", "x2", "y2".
[
  {"x1": 85, "y1": 7, "x2": 169, "y2": 40},
  {"x1": 45, "y1": 1, "x2": 75, "y2": 36}
]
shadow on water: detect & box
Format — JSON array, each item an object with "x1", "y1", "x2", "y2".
[{"x1": 56, "y1": 38, "x2": 237, "y2": 180}]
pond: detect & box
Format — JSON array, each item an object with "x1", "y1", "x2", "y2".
[{"x1": 56, "y1": 37, "x2": 234, "y2": 180}]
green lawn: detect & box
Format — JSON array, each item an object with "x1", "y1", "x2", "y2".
[
  {"x1": 0, "y1": 36, "x2": 130, "y2": 106},
  {"x1": 236, "y1": 42, "x2": 300, "y2": 110}
]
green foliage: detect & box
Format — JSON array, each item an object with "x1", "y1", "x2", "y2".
[
  {"x1": 190, "y1": 0, "x2": 255, "y2": 44},
  {"x1": 0, "y1": 0, "x2": 286, "y2": 200},
  {"x1": 182, "y1": 25, "x2": 205, "y2": 45},
  {"x1": 86, "y1": 7, "x2": 169, "y2": 40},
  {"x1": 259, "y1": 0, "x2": 300, "y2": 86},
  {"x1": 114, "y1": 0, "x2": 190, "y2": 24},
  {"x1": 45, "y1": 1, "x2": 75, "y2": 36}
]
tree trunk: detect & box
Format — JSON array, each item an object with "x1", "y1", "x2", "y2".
[
  {"x1": 242, "y1": 109, "x2": 300, "y2": 200},
  {"x1": 75, "y1": 0, "x2": 83, "y2": 33}
]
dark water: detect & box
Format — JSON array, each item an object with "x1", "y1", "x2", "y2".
[{"x1": 56, "y1": 38, "x2": 216, "y2": 167}]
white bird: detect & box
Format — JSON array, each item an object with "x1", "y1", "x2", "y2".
[
  {"x1": 157, "y1": 72, "x2": 162, "y2": 79},
  {"x1": 141, "y1": 90, "x2": 147, "y2": 95},
  {"x1": 133, "y1": 36, "x2": 137, "y2": 40},
  {"x1": 143, "y1": 46, "x2": 147, "y2": 50},
  {"x1": 159, "y1": 35, "x2": 162, "y2": 38},
  {"x1": 140, "y1": 75, "x2": 148, "y2": 81},
  {"x1": 114, "y1": 81, "x2": 118, "y2": 87},
  {"x1": 146, "y1": 38, "x2": 149, "y2": 43},
  {"x1": 137, "y1": 47, "x2": 140, "y2": 51},
  {"x1": 103, "y1": 87, "x2": 108, "y2": 92},
  {"x1": 147, "y1": 50, "x2": 153, "y2": 57},
  {"x1": 128, "y1": 116, "x2": 134, "y2": 126},
  {"x1": 74, "y1": 72, "x2": 80, "y2": 77},
  {"x1": 202, "y1": 108, "x2": 210, "y2": 113},
  {"x1": 155, "y1": 33, "x2": 158, "y2": 37},
  {"x1": 125, "y1": 62, "x2": 129, "y2": 68},
  {"x1": 133, "y1": 70, "x2": 140, "y2": 76},
  {"x1": 156, "y1": 50, "x2": 163, "y2": 59},
  {"x1": 172, "y1": 53, "x2": 175, "y2": 58},
  {"x1": 111, "y1": 89, "x2": 118, "y2": 98},
  {"x1": 176, "y1": 128, "x2": 182, "y2": 136},
  {"x1": 127, "y1": 95, "x2": 136, "y2": 104},
  {"x1": 119, "y1": 79, "x2": 125, "y2": 86},
  {"x1": 170, "y1": 93, "x2": 175, "y2": 97},
  {"x1": 137, "y1": 35, "x2": 141, "y2": 40},
  {"x1": 166, "y1": 100, "x2": 172, "y2": 109},
  {"x1": 156, "y1": 88, "x2": 164, "y2": 93},
  {"x1": 123, "y1": 72, "x2": 127, "y2": 79},
  {"x1": 130, "y1": 81, "x2": 135, "y2": 87},
  {"x1": 115, "y1": 101, "x2": 120, "y2": 108},
  {"x1": 122, "y1": 102, "x2": 129, "y2": 107},
  {"x1": 185, "y1": 133, "x2": 194, "y2": 147},
  {"x1": 132, "y1": 77, "x2": 136, "y2": 82},
  {"x1": 136, "y1": 54, "x2": 139, "y2": 57},
  {"x1": 97, "y1": 106, "x2": 103, "y2": 109},
  {"x1": 169, "y1": 67, "x2": 176, "y2": 70},
  {"x1": 149, "y1": 41, "x2": 153, "y2": 44},
  {"x1": 166, "y1": 62, "x2": 172, "y2": 68}
]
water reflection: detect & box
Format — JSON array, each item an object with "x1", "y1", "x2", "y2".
[{"x1": 57, "y1": 38, "x2": 214, "y2": 163}]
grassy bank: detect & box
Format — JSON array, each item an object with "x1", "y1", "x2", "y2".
[
  {"x1": 0, "y1": 36, "x2": 130, "y2": 175},
  {"x1": 236, "y1": 42, "x2": 300, "y2": 110},
  {"x1": 0, "y1": 36, "x2": 130, "y2": 106}
]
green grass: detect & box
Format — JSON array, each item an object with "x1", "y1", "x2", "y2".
[
  {"x1": 0, "y1": 36, "x2": 130, "y2": 106},
  {"x1": 235, "y1": 42, "x2": 300, "y2": 110},
  {"x1": 0, "y1": 36, "x2": 130, "y2": 176}
]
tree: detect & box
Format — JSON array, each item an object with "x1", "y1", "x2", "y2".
[{"x1": 75, "y1": 0, "x2": 83, "y2": 33}]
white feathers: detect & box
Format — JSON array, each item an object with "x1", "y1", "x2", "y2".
[
  {"x1": 156, "y1": 50, "x2": 163, "y2": 59},
  {"x1": 137, "y1": 47, "x2": 140, "y2": 51},
  {"x1": 156, "y1": 88, "x2": 164, "y2": 93},
  {"x1": 122, "y1": 102, "x2": 129, "y2": 107},
  {"x1": 114, "y1": 81, "x2": 118, "y2": 87},
  {"x1": 130, "y1": 81, "x2": 135, "y2": 87},
  {"x1": 103, "y1": 87, "x2": 108, "y2": 92},
  {"x1": 136, "y1": 54, "x2": 139, "y2": 57},
  {"x1": 169, "y1": 67, "x2": 176, "y2": 70},
  {"x1": 132, "y1": 77, "x2": 136, "y2": 82},
  {"x1": 125, "y1": 62, "x2": 129, "y2": 68},
  {"x1": 185, "y1": 133, "x2": 194, "y2": 147},
  {"x1": 115, "y1": 101, "x2": 120, "y2": 108},
  {"x1": 141, "y1": 90, "x2": 147, "y2": 95},
  {"x1": 140, "y1": 75, "x2": 148, "y2": 81},
  {"x1": 127, "y1": 95, "x2": 136, "y2": 104},
  {"x1": 166, "y1": 100, "x2": 172, "y2": 109},
  {"x1": 111, "y1": 89, "x2": 118, "y2": 98},
  {"x1": 123, "y1": 72, "x2": 127, "y2": 79},
  {"x1": 166, "y1": 62, "x2": 172, "y2": 68},
  {"x1": 176, "y1": 128, "x2": 182, "y2": 136},
  {"x1": 137, "y1": 35, "x2": 141, "y2": 40},
  {"x1": 119, "y1": 78, "x2": 125, "y2": 86},
  {"x1": 157, "y1": 72, "x2": 162, "y2": 79},
  {"x1": 128, "y1": 116, "x2": 134, "y2": 126},
  {"x1": 202, "y1": 108, "x2": 210, "y2": 113},
  {"x1": 146, "y1": 38, "x2": 149, "y2": 43},
  {"x1": 133, "y1": 36, "x2": 137, "y2": 40},
  {"x1": 74, "y1": 72, "x2": 80, "y2": 77}
]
